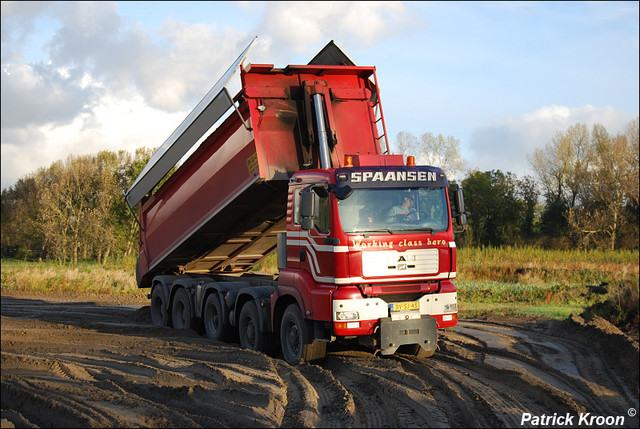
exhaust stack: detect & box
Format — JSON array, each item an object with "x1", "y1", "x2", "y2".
[{"x1": 313, "y1": 93, "x2": 332, "y2": 169}]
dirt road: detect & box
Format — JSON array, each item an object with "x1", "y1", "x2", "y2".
[{"x1": 1, "y1": 290, "x2": 638, "y2": 428}]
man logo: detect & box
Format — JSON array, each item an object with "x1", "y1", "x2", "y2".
[
  {"x1": 395, "y1": 255, "x2": 414, "y2": 271},
  {"x1": 386, "y1": 254, "x2": 416, "y2": 271}
]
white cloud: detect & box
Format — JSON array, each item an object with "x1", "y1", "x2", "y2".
[
  {"x1": 1, "y1": 86, "x2": 187, "y2": 190},
  {"x1": 6, "y1": 1, "x2": 633, "y2": 193},
  {"x1": 0, "y1": 2, "x2": 253, "y2": 189},
  {"x1": 466, "y1": 105, "x2": 637, "y2": 178},
  {"x1": 3, "y1": 2, "x2": 253, "y2": 115},
  {"x1": 1, "y1": 62, "x2": 94, "y2": 128},
  {"x1": 2, "y1": 1, "x2": 424, "y2": 189},
  {"x1": 257, "y1": 1, "x2": 421, "y2": 57}
]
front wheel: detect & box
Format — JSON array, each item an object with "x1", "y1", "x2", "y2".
[
  {"x1": 280, "y1": 304, "x2": 326, "y2": 364},
  {"x1": 398, "y1": 343, "x2": 435, "y2": 358}
]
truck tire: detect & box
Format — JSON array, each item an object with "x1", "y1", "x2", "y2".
[
  {"x1": 280, "y1": 304, "x2": 326, "y2": 364},
  {"x1": 171, "y1": 288, "x2": 192, "y2": 330},
  {"x1": 203, "y1": 293, "x2": 230, "y2": 341},
  {"x1": 150, "y1": 284, "x2": 169, "y2": 326},
  {"x1": 399, "y1": 343, "x2": 435, "y2": 358},
  {"x1": 239, "y1": 301, "x2": 265, "y2": 352}
]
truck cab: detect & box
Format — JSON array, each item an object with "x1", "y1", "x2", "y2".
[{"x1": 274, "y1": 155, "x2": 462, "y2": 362}]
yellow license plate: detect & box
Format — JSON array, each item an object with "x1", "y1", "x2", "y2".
[{"x1": 390, "y1": 301, "x2": 420, "y2": 312}]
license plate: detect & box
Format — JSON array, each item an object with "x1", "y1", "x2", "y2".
[{"x1": 390, "y1": 301, "x2": 420, "y2": 312}]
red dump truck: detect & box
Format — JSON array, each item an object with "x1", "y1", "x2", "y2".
[{"x1": 125, "y1": 40, "x2": 466, "y2": 364}]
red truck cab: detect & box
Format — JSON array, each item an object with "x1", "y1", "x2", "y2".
[{"x1": 274, "y1": 155, "x2": 460, "y2": 360}]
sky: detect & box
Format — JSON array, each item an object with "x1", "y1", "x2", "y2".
[{"x1": 1, "y1": 1, "x2": 638, "y2": 190}]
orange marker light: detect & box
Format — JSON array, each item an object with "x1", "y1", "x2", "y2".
[
  {"x1": 407, "y1": 155, "x2": 416, "y2": 166},
  {"x1": 344, "y1": 155, "x2": 353, "y2": 167}
]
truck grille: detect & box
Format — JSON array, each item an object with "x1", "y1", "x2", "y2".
[
  {"x1": 362, "y1": 248, "x2": 439, "y2": 277},
  {"x1": 377, "y1": 293, "x2": 423, "y2": 303}
]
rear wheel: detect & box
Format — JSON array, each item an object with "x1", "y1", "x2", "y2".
[
  {"x1": 280, "y1": 304, "x2": 326, "y2": 364},
  {"x1": 203, "y1": 293, "x2": 230, "y2": 341},
  {"x1": 239, "y1": 301, "x2": 265, "y2": 352},
  {"x1": 171, "y1": 288, "x2": 192, "y2": 330},
  {"x1": 150, "y1": 284, "x2": 169, "y2": 326},
  {"x1": 398, "y1": 343, "x2": 435, "y2": 358}
]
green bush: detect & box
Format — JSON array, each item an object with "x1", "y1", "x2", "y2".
[{"x1": 583, "y1": 280, "x2": 639, "y2": 327}]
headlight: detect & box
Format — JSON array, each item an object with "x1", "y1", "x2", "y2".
[
  {"x1": 336, "y1": 311, "x2": 359, "y2": 320},
  {"x1": 443, "y1": 303, "x2": 457, "y2": 313}
]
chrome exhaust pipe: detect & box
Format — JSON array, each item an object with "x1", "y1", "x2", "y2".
[{"x1": 312, "y1": 93, "x2": 332, "y2": 169}]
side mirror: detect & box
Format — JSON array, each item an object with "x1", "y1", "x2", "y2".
[
  {"x1": 452, "y1": 186, "x2": 467, "y2": 231},
  {"x1": 300, "y1": 189, "x2": 315, "y2": 230},
  {"x1": 454, "y1": 187, "x2": 465, "y2": 216},
  {"x1": 313, "y1": 185, "x2": 329, "y2": 198},
  {"x1": 335, "y1": 185, "x2": 353, "y2": 200},
  {"x1": 328, "y1": 183, "x2": 352, "y2": 200},
  {"x1": 456, "y1": 213, "x2": 467, "y2": 227}
]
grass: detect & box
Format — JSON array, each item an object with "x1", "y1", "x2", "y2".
[
  {"x1": 1, "y1": 258, "x2": 143, "y2": 296},
  {"x1": 459, "y1": 302, "x2": 586, "y2": 320},
  {"x1": 253, "y1": 253, "x2": 279, "y2": 275},
  {"x1": 455, "y1": 246, "x2": 639, "y2": 323},
  {"x1": 457, "y1": 280, "x2": 593, "y2": 319},
  {"x1": 3, "y1": 245, "x2": 638, "y2": 325},
  {"x1": 457, "y1": 246, "x2": 638, "y2": 285}
]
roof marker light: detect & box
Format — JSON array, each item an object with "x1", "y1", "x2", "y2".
[
  {"x1": 407, "y1": 156, "x2": 416, "y2": 166},
  {"x1": 344, "y1": 155, "x2": 353, "y2": 167}
]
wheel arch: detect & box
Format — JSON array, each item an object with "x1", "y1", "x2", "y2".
[
  {"x1": 200, "y1": 283, "x2": 232, "y2": 324},
  {"x1": 272, "y1": 293, "x2": 302, "y2": 337},
  {"x1": 233, "y1": 286, "x2": 275, "y2": 334},
  {"x1": 166, "y1": 278, "x2": 202, "y2": 320}
]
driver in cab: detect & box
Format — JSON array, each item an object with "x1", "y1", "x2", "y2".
[{"x1": 386, "y1": 194, "x2": 416, "y2": 222}]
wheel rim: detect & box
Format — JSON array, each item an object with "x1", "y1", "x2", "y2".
[
  {"x1": 152, "y1": 294, "x2": 164, "y2": 325},
  {"x1": 285, "y1": 320, "x2": 301, "y2": 356},
  {"x1": 206, "y1": 302, "x2": 219, "y2": 336},
  {"x1": 176, "y1": 301, "x2": 185, "y2": 327},
  {"x1": 245, "y1": 318, "x2": 256, "y2": 347}
]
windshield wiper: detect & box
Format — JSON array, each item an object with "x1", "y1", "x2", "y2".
[
  {"x1": 359, "y1": 229, "x2": 395, "y2": 236},
  {"x1": 354, "y1": 227, "x2": 440, "y2": 236},
  {"x1": 399, "y1": 227, "x2": 438, "y2": 235}
]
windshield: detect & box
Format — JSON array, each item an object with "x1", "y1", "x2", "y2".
[{"x1": 337, "y1": 187, "x2": 449, "y2": 234}]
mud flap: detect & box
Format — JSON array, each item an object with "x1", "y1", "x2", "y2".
[{"x1": 379, "y1": 315, "x2": 437, "y2": 355}]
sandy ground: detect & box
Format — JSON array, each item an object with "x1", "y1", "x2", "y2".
[{"x1": 1, "y1": 289, "x2": 638, "y2": 428}]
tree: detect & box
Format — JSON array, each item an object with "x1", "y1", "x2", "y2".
[
  {"x1": 529, "y1": 123, "x2": 591, "y2": 238},
  {"x1": 38, "y1": 156, "x2": 102, "y2": 264},
  {"x1": 1, "y1": 175, "x2": 45, "y2": 259},
  {"x1": 395, "y1": 131, "x2": 466, "y2": 180},
  {"x1": 1, "y1": 148, "x2": 158, "y2": 264},
  {"x1": 88, "y1": 151, "x2": 121, "y2": 264},
  {"x1": 517, "y1": 175, "x2": 539, "y2": 240},
  {"x1": 622, "y1": 117, "x2": 639, "y2": 208},
  {"x1": 461, "y1": 170, "x2": 523, "y2": 246},
  {"x1": 112, "y1": 147, "x2": 156, "y2": 258},
  {"x1": 569, "y1": 121, "x2": 639, "y2": 250},
  {"x1": 531, "y1": 119, "x2": 639, "y2": 250}
]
